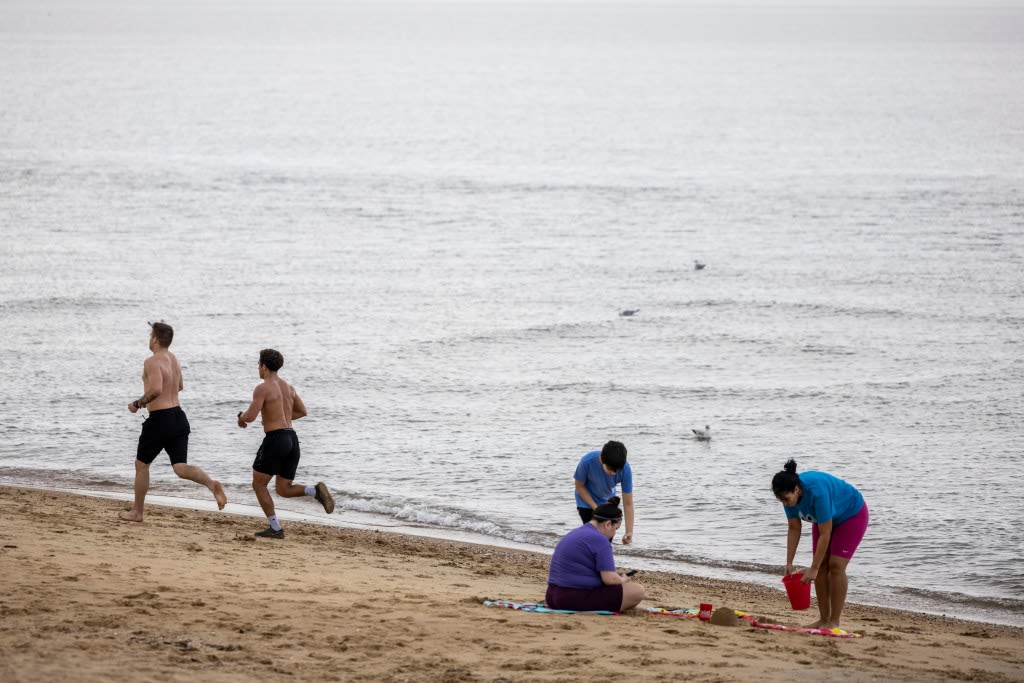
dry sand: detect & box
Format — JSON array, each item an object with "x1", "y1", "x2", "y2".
[{"x1": 0, "y1": 486, "x2": 1020, "y2": 682}]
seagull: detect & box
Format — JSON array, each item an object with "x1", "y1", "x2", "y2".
[
  {"x1": 694, "y1": 260, "x2": 706, "y2": 271},
  {"x1": 619, "y1": 309, "x2": 639, "y2": 317},
  {"x1": 692, "y1": 425, "x2": 711, "y2": 440}
]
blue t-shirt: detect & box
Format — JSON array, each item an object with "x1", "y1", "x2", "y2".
[
  {"x1": 547, "y1": 523, "x2": 617, "y2": 589},
  {"x1": 573, "y1": 450, "x2": 633, "y2": 508},
  {"x1": 784, "y1": 471, "x2": 864, "y2": 526}
]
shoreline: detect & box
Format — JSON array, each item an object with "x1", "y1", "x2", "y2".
[
  {"x1": 1, "y1": 485, "x2": 1022, "y2": 682},
  {"x1": 3, "y1": 478, "x2": 1021, "y2": 629},
  {"x1": 3, "y1": 477, "x2": 1019, "y2": 629}
]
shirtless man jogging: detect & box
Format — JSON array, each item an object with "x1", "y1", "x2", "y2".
[
  {"x1": 120, "y1": 322, "x2": 227, "y2": 522},
  {"x1": 237, "y1": 348, "x2": 334, "y2": 539}
]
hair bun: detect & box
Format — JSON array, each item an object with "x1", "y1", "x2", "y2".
[
  {"x1": 783, "y1": 459, "x2": 797, "y2": 473},
  {"x1": 606, "y1": 495, "x2": 621, "y2": 507}
]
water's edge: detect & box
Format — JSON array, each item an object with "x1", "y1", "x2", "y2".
[{"x1": 3, "y1": 474, "x2": 1019, "y2": 629}]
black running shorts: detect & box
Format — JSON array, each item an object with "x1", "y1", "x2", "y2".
[
  {"x1": 137, "y1": 406, "x2": 190, "y2": 465},
  {"x1": 253, "y1": 428, "x2": 301, "y2": 481}
]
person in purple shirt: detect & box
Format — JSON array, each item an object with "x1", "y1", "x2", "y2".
[
  {"x1": 772, "y1": 459, "x2": 869, "y2": 630},
  {"x1": 546, "y1": 496, "x2": 645, "y2": 612}
]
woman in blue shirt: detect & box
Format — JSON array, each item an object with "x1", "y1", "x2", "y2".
[{"x1": 772, "y1": 459, "x2": 869, "y2": 630}]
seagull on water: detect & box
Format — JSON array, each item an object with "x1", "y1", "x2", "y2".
[
  {"x1": 620, "y1": 309, "x2": 639, "y2": 317},
  {"x1": 694, "y1": 260, "x2": 706, "y2": 271},
  {"x1": 692, "y1": 425, "x2": 711, "y2": 440}
]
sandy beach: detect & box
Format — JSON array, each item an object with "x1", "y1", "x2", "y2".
[{"x1": 0, "y1": 486, "x2": 1020, "y2": 683}]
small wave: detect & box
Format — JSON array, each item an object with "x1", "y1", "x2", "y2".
[
  {"x1": 0, "y1": 295, "x2": 135, "y2": 313},
  {"x1": 339, "y1": 494, "x2": 560, "y2": 548},
  {"x1": 895, "y1": 586, "x2": 1024, "y2": 613}
]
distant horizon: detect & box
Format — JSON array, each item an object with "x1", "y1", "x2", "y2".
[{"x1": 3, "y1": 0, "x2": 1023, "y2": 44}]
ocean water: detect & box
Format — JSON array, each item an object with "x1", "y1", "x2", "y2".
[{"x1": 1, "y1": 1, "x2": 1023, "y2": 626}]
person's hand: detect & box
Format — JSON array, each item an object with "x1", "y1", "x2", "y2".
[
  {"x1": 128, "y1": 401, "x2": 139, "y2": 413},
  {"x1": 801, "y1": 567, "x2": 818, "y2": 584},
  {"x1": 785, "y1": 563, "x2": 796, "y2": 576},
  {"x1": 621, "y1": 532, "x2": 633, "y2": 545},
  {"x1": 237, "y1": 411, "x2": 247, "y2": 429}
]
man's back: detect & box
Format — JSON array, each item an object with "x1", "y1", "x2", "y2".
[
  {"x1": 145, "y1": 349, "x2": 181, "y2": 411},
  {"x1": 258, "y1": 375, "x2": 296, "y2": 432}
]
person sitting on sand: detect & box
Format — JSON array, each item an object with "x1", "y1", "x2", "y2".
[
  {"x1": 546, "y1": 496, "x2": 645, "y2": 612},
  {"x1": 772, "y1": 459, "x2": 869, "y2": 630},
  {"x1": 573, "y1": 440, "x2": 634, "y2": 544},
  {"x1": 120, "y1": 322, "x2": 227, "y2": 522},
  {"x1": 237, "y1": 348, "x2": 333, "y2": 539}
]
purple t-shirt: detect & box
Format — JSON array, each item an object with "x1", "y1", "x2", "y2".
[{"x1": 547, "y1": 523, "x2": 616, "y2": 589}]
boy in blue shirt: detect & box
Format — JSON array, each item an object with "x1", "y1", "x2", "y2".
[{"x1": 573, "y1": 440, "x2": 634, "y2": 544}]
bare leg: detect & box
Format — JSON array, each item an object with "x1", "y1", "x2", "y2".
[
  {"x1": 823, "y1": 556, "x2": 850, "y2": 629},
  {"x1": 804, "y1": 566, "x2": 831, "y2": 628},
  {"x1": 274, "y1": 477, "x2": 307, "y2": 498},
  {"x1": 118, "y1": 459, "x2": 149, "y2": 522},
  {"x1": 252, "y1": 470, "x2": 276, "y2": 518},
  {"x1": 620, "y1": 582, "x2": 646, "y2": 611},
  {"x1": 172, "y1": 463, "x2": 227, "y2": 509}
]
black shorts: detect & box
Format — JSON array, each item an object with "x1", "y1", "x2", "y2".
[
  {"x1": 577, "y1": 507, "x2": 595, "y2": 524},
  {"x1": 253, "y1": 429, "x2": 301, "y2": 481},
  {"x1": 137, "y1": 406, "x2": 190, "y2": 465}
]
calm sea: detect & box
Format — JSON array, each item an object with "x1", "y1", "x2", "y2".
[{"x1": 1, "y1": 1, "x2": 1022, "y2": 626}]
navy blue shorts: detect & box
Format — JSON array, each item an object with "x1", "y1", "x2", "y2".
[
  {"x1": 137, "y1": 406, "x2": 190, "y2": 465},
  {"x1": 253, "y1": 429, "x2": 301, "y2": 481},
  {"x1": 546, "y1": 583, "x2": 623, "y2": 613}
]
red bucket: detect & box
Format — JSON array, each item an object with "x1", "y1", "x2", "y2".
[{"x1": 782, "y1": 572, "x2": 811, "y2": 610}]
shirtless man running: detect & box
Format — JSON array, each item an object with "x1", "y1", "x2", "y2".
[
  {"x1": 237, "y1": 348, "x2": 334, "y2": 539},
  {"x1": 120, "y1": 322, "x2": 227, "y2": 522}
]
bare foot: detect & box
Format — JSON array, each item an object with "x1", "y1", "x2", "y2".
[
  {"x1": 212, "y1": 481, "x2": 227, "y2": 510},
  {"x1": 118, "y1": 510, "x2": 144, "y2": 522},
  {"x1": 803, "y1": 619, "x2": 826, "y2": 629}
]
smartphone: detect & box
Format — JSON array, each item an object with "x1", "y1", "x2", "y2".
[{"x1": 626, "y1": 569, "x2": 638, "y2": 576}]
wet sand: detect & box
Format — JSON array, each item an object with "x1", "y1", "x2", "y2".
[{"x1": 0, "y1": 486, "x2": 1020, "y2": 682}]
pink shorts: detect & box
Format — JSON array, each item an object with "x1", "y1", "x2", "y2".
[{"x1": 812, "y1": 502, "x2": 869, "y2": 560}]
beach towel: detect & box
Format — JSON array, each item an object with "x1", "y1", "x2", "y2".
[
  {"x1": 481, "y1": 598, "x2": 618, "y2": 616},
  {"x1": 481, "y1": 599, "x2": 863, "y2": 638},
  {"x1": 645, "y1": 606, "x2": 863, "y2": 638}
]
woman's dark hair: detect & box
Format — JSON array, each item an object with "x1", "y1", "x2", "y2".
[
  {"x1": 771, "y1": 459, "x2": 800, "y2": 497},
  {"x1": 593, "y1": 495, "x2": 623, "y2": 522}
]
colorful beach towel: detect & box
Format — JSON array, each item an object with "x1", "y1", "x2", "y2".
[
  {"x1": 645, "y1": 606, "x2": 863, "y2": 638},
  {"x1": 481, "y1": 598, "x2": 618, "y2": 616},
  {"x1": 482, "y1": 599, "x2": 862, "y2": 638}
]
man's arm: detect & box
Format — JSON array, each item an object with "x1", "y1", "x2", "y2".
[
  {"x1": 237, "y1": 385, "x2": 265, "y2": 428},
  {"x1": 621, "y1": 492, "x2": 634, "y2": 545},
  {"x1": 130, "y1": 356, "x2": 163, "y2": 411},
  {"x1": 291, "y1": 388, "x2": 307, "y2": 420},
  {"x1": 574, "y1": 479, "x2": 597, "y2": 509}
]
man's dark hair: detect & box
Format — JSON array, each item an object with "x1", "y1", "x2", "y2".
[
  {"x1": 259, "y1": 348, "x2": 284, "y2": 372},
  {"x1": 600, "y1": 440, "x2": 628, "y2": 472},
  {"x1": 149, "y1": 321, "x2": 174, "y2": 348}
]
